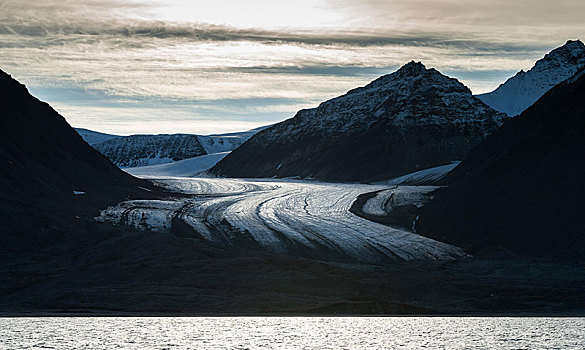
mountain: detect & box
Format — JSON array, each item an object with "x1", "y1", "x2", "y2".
[
  {"x1": 2, "y1": 68, "x2": 585, "y2": 315},
  {"x1": 75, "y1": 128, "x2": 120, "y2": 145},
  {"x1": 417, "y1": 68, "x2": 585, "y2": 257},
  {"x1": 210, "y1": 62, "x2": 506, "y2": 182},
  {"x1": 79, "y1": 127, "x2": 267, "y2": 168},
  {"x1": 0, "y1": 69, "x2": 156, "y2": 247},
  {"x1": 477, "y1": 40, "x2": 585, "y2": 116},
  {"x1": 93, "y1": 134, "x2": 208, "y2": 167}
]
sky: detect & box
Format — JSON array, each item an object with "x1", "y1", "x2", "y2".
[{"x1": 1, "y1": 0, "x2": 584, "y2": 135}]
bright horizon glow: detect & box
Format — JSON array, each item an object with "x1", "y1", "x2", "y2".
[
  {"x1": 1, "y1": 1, "x2": 584, "y2": 134},
  {"x1": 151, "y1": 0, "x2": 343, "y2": 29}
]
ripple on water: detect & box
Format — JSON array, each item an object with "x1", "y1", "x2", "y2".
[{"x1": 1, "y1": 317, "x2": 584, "y2": 349}]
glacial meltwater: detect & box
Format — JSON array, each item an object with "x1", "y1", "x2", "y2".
[{"x1": 1, "y1": 317, "x2": 584, "y2": 349}]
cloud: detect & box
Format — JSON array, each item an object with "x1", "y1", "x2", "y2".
[
  {"x1": 0, "y1": 16, "x2": 559, "y2": 54},
  {"x1": 47, "y1": 103, "x2": 277, "y2": 136},
  {"x1": 2, "y1": 0, "x2": 572, "y2": 52},
  {"x1": 1, "y1": 0, "x2": 584, "y2": 134}
]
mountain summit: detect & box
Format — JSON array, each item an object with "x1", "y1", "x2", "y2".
[
  {"x1": 477, "y1": 40, "x2": 585, "y2": 116},
  {"x1": 210, "y1": 62, "x2": 505, "y2": 182}
]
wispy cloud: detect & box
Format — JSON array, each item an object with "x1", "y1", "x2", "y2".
[{"x1": 1, "y1": 0, "x2": 584, "y2": 134}]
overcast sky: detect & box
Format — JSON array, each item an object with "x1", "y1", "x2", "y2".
[{"x1": 1, "y1": 0, "x2": 584, "y2": 134}]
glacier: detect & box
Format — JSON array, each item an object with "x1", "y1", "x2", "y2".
[{"x1": 97, "y1": 177, "x2": 466, "y2": 263}]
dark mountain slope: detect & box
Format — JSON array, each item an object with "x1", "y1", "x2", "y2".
[
  {"x1": 0, "y1": 70, "x2": 157, "y2": 249},
  {"x1": 417, "y1": 69, "x2": 585, "y2": 257},
  {"x1": 210, "y1": 62, "x2": 505, "y2": 182}
]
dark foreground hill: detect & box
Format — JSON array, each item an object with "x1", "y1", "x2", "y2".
[
  {"x1": 210, "y1": 62, "x2": 505, "y2": 182},
  {"x1": 0, "y1": 69, "x2": 157, "y2": 249},
  {"x1": 417, "y1": 69, "x2": 585, "y2": 257}
]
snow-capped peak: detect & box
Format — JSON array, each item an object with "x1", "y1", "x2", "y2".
[
  {"x1": 547, "y1": 40, "x2": 585, "y2": 59},
  {"x1": 260, "y1": 61, "x2": 503, "y2": 140},
  {"x1": 531, "y1": 40, "x2": 585, "y2": 74},
  {"x1": 350, "y1": 61, "x2": 465, "y2": 94},
  {"x1": 210, "y1": 62, "x2": 504, "y2": 182},
  {"x1": 397, "y1": 60, "x2": 427, "y2": 75},
  {"x1": 477, "y1": 40, "x2": 585, "y2": 116}
]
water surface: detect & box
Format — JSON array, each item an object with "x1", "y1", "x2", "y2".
[{"x1": 1, "y1": 317, "x2": 584, "y2": 349}]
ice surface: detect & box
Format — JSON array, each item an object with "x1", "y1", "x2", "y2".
[
  {"x1": 361, "y1": 186, "x2": 437, "y2": 217},
  {"x1": 97, "y1": 177, "x2": 466, "y2": 262}
]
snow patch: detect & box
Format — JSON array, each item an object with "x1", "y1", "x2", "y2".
[
  {"x1": 125, "y1": 152, "x2": 230, "y2": 177},
  {"x1": 374, "y1": 161, "x2": 461, "y2": 186},
  {"x1": 75, "y1": 128, "x2": 120, "y2": 145}
]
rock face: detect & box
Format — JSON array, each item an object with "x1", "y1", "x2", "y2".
[
  {"x1": 0, "y1": 69, "x2": 153, "y2": 246},
  {"x1": 94, "y1": 134, "x2": 207, "y2": 167},
  {"x1": 477, "y1": 40, "x2": 585, "y2": 116},
  {"x1": 417, "y1": 68, "x2": 585, "y2": 257},
  {"x1": 210, "y1": 62, "x2": 505, "y2": 182}
]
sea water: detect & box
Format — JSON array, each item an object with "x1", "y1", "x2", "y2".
[{"x1": 1, "y1": 317, "x2": 584, "y2": 349}]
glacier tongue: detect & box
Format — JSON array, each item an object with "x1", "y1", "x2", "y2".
[{"x1": 97, "y1": 177, "x2": 467, "y2": 263}]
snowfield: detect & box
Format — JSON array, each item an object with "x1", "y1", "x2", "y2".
[
  {"x1": 125, "y1": 152, "x2": 230, "y2": 177},
  {"x1": 98, "y1": 177, "x2": 466, "y2": 263},
  {"x1": 374, "y1": 162, "x2": 461, "y2": 186}
]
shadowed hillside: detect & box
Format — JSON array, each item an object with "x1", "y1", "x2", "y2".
[{"x1": 418, "y1": 69, "x2": 585, "y2": 257}]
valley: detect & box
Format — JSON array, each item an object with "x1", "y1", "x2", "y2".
[{"x1": 2, "y1": 39, "x2": 585, "y2": 316}]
